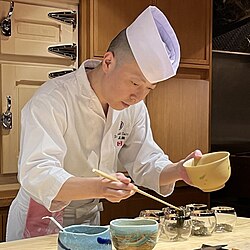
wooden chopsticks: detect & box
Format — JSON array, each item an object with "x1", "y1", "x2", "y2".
[{"x1": 92, "y1": 168, "x2": 181, "y2": 211}]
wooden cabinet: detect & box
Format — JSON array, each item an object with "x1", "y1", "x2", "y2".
[
  {"x1": 0, "y1": 0, "x2": 79, "y2": 174},
  {"x1": 0, "y1": 1, "x2": 78, "y2": 59},
  {"x1": 147, "y1": 68, "x2": 210, "y2": 162},
  {"x1": 0, "y1": 64, "x2": 73, "y2": 173}
]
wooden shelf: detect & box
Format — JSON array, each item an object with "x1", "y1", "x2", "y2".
[{"x1": 179, "y1": 63, "x2": 210, "y2": 70}]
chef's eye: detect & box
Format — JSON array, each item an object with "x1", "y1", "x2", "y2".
[
  {"x1": 148, "y1": 85, "x2": 156, "y2": 91},
  {"x1": 131, "y1": 81, "x2": 138, "y2": 86}
]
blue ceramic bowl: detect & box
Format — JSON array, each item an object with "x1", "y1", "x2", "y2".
[
  {"x1": 58, "y1": 225, "x2": 112, "y2": 250},
  {"x1": 110, "y1": 218, "x2": 158, "y2": 250}
]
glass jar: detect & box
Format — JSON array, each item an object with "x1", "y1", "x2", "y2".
[
  {"x1": 139, "y1": 209, "x2": 164, "y2": 223},
  {"x1": 186, "y1": 204, "x2": 208, "y2": 217},
  {"x1": 186, "y1": 203, "x2": 208, "y2": 212},
  {"x1": 162, "y1": 207, "x2": 192, "y2": 241},
  {"x1": 190, "y1": 209, "x2": 216, "y2": 236},
  {"x1": 211, "y1": 206, "x2": 237, "y2": 232},
  {"x1": 138, "y1": 209, "x2": 164, "y2": 240}
]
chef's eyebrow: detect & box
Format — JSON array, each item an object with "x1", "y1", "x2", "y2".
[{"x1": 132, "y1": 75, "x2": 157, "y2": 87}]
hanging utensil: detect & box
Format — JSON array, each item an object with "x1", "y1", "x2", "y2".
[{"x1": 1, "y1": 0, "x2": 14, "y2": 36}]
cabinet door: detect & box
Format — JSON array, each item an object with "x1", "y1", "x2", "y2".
[
  {"x1": 146, "y1": 69, "x2": 209, "y2": 162},
  {"x1": 156, "y1": 0, "x2": 211, "y2": 65},
  {"x1": 0, "y1": 1, "x2": 78, "y2": 64},
  {"x1": 0, "y1": 64, "x2": 69, "y2": 174},
  {"x1": 90, "y1": 0, "x2": 151, "y2": 58}
]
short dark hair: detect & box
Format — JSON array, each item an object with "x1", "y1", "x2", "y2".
[{"x1": 107, "y1": 29, "x2": 135, "y2": 66}]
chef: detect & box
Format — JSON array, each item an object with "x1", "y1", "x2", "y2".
[{"x1": 6, "y1": 6, "x2": 202, "y2": 241}]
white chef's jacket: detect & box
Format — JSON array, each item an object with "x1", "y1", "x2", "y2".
[{"x1": 6, "y1": 60, "x2": 174, "y2": 241}]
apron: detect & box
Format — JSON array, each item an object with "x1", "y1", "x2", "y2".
[
  {"x1": 23, "y1": 198, "x2": 103, "y2": 238},
  {"x1": 23, "y1": 198, "x2": 63, "y2": 238},
  {"x1": 63, "y1": 199, "x2": 103, "y2": 227}
]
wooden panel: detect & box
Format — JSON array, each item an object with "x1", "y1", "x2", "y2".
[
  {"x1": 0, "y1": 1, "x2": 77, "y2": 64},
  {"x1": 0, "y1": 185, "x2": 19, "y2": 242},
  {"x1": 79, "y1": 0, "x2": 90, "y2": 62},
  {"x1": 0, "y1": 175, "x2": 18, "y2": 186},
  {"x1": 156, "y1": 0, "x2": 212, "y2": 65},
  {"x1": 146, "y1": 70, "x2": 209, "y2": 162},
  {"x1": 0, "y1": 207, "x2": 8, "y2": 242},
  {"x1": 0, "y1": 64, "x2": 71, "y2": 174},
  {"x1": 0, "y1": 211, "x2": 3, "y2": 242},
  {"x1": 90, "y1": 0, "x2": 151, "y2": 58}
]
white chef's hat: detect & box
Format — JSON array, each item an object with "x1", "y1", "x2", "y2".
[{"x1": 126, "y1": 6, "x2": 180, "y2": 83}]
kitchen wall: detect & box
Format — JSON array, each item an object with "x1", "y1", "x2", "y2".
[{"x1": 210, "y1": 0, "x2": 250, "y2": 217}]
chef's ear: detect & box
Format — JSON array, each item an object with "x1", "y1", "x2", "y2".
[{"x1": 102, "y1": 51, "x2": 115, "y2": 72}]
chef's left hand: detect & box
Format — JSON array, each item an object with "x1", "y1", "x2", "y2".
[
  {"x1": 160, "y1": 149, "x2": 202, "y2": 186},
  {"x1": 178, "y1": 149, "x2": 203, "y2": 185}
]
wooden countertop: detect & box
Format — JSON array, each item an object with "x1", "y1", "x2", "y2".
[{"x1": 1, "y1": 217, "x2": 250, "y2": 249}]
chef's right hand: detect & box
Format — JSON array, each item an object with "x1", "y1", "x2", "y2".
[{"x1": 98, "y1": 173, "x2": 136, "y2": 203}]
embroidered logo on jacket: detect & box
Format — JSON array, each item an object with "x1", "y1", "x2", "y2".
[
  {"x1": 114, "y1": 121, "x2": 128, "y2": 147},
  {"x1": 119, "y1": 121, "x2": 124, "y2": 130}
]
